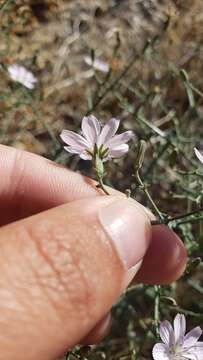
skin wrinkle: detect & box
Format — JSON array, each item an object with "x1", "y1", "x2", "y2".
[
  {"x1": 32, "y1": 202, "x2": 122, "y2": 322},
  {"x1": 23, "y1": 210, "x2": 114, "y2": 326},
  {"x1": 66, "y1": 216, "x2": 119, "y2": 321},
  {"x1": 26, "y1": 219, "x2": 92, "y2": 325},
  {"x1": 22, "y1": 226, "x2": 68, "y2": 325},
  {"x1": 1, "y1": 221, "x2": 85, "y2": 335},
  {"x1": 0, "y1": 235, "x2": 41, "y2": 350},
  {"x1": 0, "y1": 270, "x2": 27, "y2": 329},
  {"x1": 4, "y1": 225, "x2": 63, "y2": 325},
  {"x1": 0, "y1": 229, "x2": 36, "y2": 319},
  {"x1": 76, "y1": 221, "x2": 112, "y2": 319},
  {"x1": 0, "y1": 220, "x2": 94, "y2": 355}
]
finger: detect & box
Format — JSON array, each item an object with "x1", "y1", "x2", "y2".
[
  {"x1": 81, "y1": 229, "x2": 187, "y2": 346},
  {"x1": 135, "y1": 224, "x2": 187, "y2": 284},
  {"x1": 0, "y1": 145, "x2": 187, "y2": 285},
  {"x1": 0, "y1": 145, "x2": 101, "y2": 226},
  {"x1": 0, "y1": 195, "x2": 150, "y2": 359},
  {"x1": 81, "y1": 314, "x2": 111, "y2": 345}
]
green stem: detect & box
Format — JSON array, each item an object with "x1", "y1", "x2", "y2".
[
  {"x1": 189, "y1": 82, "x2": 203, "y2": 99},
  {"x1": 135, "y1": 170, "x2": 164, "y2": 220},
  {"x1": 174, "y1": 216, "x2": 203, "y2": 226},
  {"x1": 96, "y1": 175, "x2": 109, "y2": 195},
  {"x1": 93, "y1": 154, "x2": 109, "y2": 195},
  {"x1": 188, "y1": 280, "x2": 203, "y2": 295},
  {"x1": 151, "y1": 208, "x2": 203, "y2": 225},
  {"x1": 154, "y1": 285, "x2": 161, "y2": 337},
  {"x1": 177, "y1": 170, "x2": 203, "y2": 178},
  {"x1": 169, "y1": 306, "x2": 203, "y2": 319}
]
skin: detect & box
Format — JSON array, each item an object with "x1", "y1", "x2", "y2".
[{"x1": 0, "y1": 145, "x2": 187, "y2": 360}]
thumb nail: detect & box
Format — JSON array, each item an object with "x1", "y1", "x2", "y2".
[{"x1": 99, "y1": 198, "x2": 151, "y2": 270}]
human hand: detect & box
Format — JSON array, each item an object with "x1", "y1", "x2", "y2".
[{"x1": 0, "y1": 145, "x2": 187, "y2": 360}]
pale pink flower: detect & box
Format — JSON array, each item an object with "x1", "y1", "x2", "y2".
[
  {"x1": 194, "y1": 148, "x2": 203, "y2": 164},
  {"x1": 8, "y1": 64, "x2": 37, "y2": 89},
  {"x1": 60, "y1": 115, "x2": 134, "y2": 160},
  {"x1": 84, "y1": 56, "x2": 109, "y2": 73},
  {"x1": 152, "y1": 314, "x2": 203, "y2": 360}
]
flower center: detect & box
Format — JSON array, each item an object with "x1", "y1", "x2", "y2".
[
  {"x1": 86, "y1": 144, "x2": 109, "y2": 159},
  {"x1": 98, "y1": 144, "x2": 109, "y2": 158},
  {"x1": 170, "y1": 345, "x2": 189, "y2": 360}
]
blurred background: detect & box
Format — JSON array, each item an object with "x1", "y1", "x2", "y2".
[{"x1": 0, "y1": 0, "x2": 203, "y2": 359}]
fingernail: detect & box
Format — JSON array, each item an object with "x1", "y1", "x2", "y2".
[
  {"x1": 123, "y1": 259, "x2": 143, "y2": 288},
  {"x1": 99, "y1": 198, "x2": 151, "y2": 269}
]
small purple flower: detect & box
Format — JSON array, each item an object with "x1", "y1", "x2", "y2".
[
  {"x1": 60, "y1": 115, "x2": 134, "y2": 161},
  {"x1": 152, "y1": 314, "x2": 203, "y2": 360},
  {"x1": 8, "y1": 64, "x2": 37, "y2": 89},
  {"x1": 194, "y1": 148, "x2": 203, "y2": 164}
]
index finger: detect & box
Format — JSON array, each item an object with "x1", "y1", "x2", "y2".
[{"x1": 0, "y1": 145, "x2": 102, "y2": 225}]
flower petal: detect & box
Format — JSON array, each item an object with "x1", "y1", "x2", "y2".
[
  {"x1": 81, "y1": 115, "x2": 101, "y2": 145},
  {"x1": 84, "y1": 56, "x2": 109, "y2": 73},
  {"x1": 8, "y1": 64, "x2": 18, "y2": 77},
  {"x1": 181, "y1": 343, "x2": 203, "y2": 360},
  {"x1": 8, "y1": 64, "x2": 37, "y2": 89},
  {"x1": 191, "y1": 341, "x2": 203, "y2": 360},
  {"x1": 64, "y1": 146, "x2": 82, "y2": 154},
  {"x1": 60, "y1": 130, "x2": 88, "y2": 152},
  {"x1": 152, "y1": 343, "x2": 170, "y2": 360},
  {"x1": 108, "y1": 144, "x2": 129, "y2": 158},
  {"x1": 159, "y1": 320, "x2": 175, "y2": 346},
  {"x1": 180, "y1": 351, "x2": 197, "y2": 360},
  {"x1": 23, "y1": 81, "x2": 35, "y2": 89},
  {"x1": 194, "y1": 148, "x2": 203, "y2": 164},
  {"x1": 8, "y1": 64, "x2": 22, "y2": 80},
  {"x1": 64, "y1": 146, "x2": 92, "y2": 160},
  {"x1": 174, "y1": 314, "x2": 186, "y2": 345},
  {"x1": 79, "y1": 152, "x2": 92, "y2": 160},
  {"x1": 107, "y1": 130, "x2": 134, "y2": 148},
  {"x1": 183, "y1": 327, "x2": 203, "y2": 348},
  {"x1": 97, "y1": 118, "x2": 120, "y2": 147}
]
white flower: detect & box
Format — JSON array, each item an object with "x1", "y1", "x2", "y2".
[
  {"x1": 152, "y1": 314, "x2": 203, "y2": 360},
  {"x1": 194, "y1": 148, "x2": 203, "y2": 164},
  {"x1": 8, "y1": 64, "x2": 37, "y2": 89},
  {"x1": 84, "y1": 56, "x2": 109, "y2": 73},
  {"x1": 60, "y1": 115, "x2": 134, "y2": 160}
]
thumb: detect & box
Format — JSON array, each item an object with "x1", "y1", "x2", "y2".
[{"x1": 0, "y1": 195, "x2": 151, "y2": 360}]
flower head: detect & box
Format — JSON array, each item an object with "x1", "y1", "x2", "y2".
[
  {"x1": 60, "y1": 115, "x2": 134, "y2": 161},
  {"x1": 8, "y1": 64, "x2": 37, "y2": 89},
  {"x1": 152, "y1": 314, "x2": 203, "y2": 360},
  {"x1": 194, "y1": 148, "x2": 203, "y2": 164}
]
